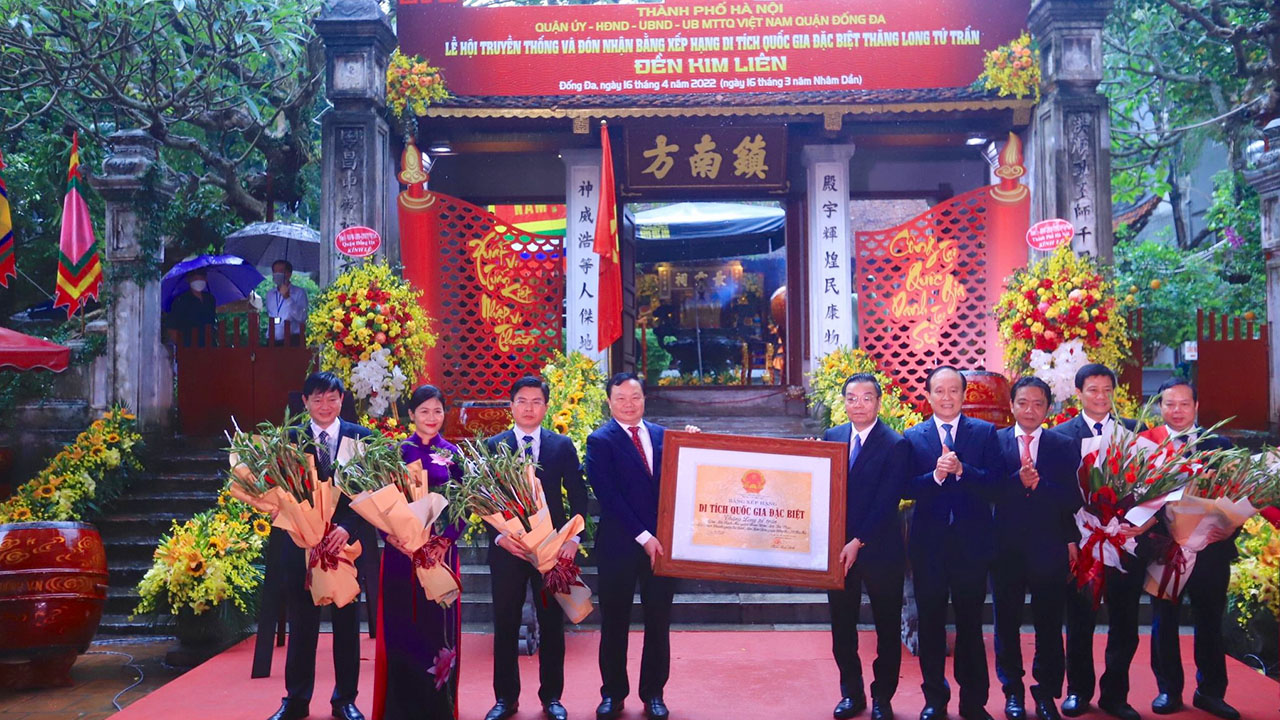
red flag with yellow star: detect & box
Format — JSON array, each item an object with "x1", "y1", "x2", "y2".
[
  {"x1": 592, "y1": 122, "x2": 621, "y2": 350},
  {"x1": 0, "y1": 149, "x2": 15, "y2": 288},
  {"x1": 53, "y1": 133, "x2": 102, "y2": 317}
]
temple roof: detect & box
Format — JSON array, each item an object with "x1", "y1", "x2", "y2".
[{"x1": 424, "y1": 86, "x2": 1036, "y2": 123}]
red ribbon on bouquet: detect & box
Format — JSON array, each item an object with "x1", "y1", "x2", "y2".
[
  {"x1": 1073, "y1": 521, "x2": 1128, "y2": 610},
  {"x1": 1149, "y1": 533, "x2": 1191, "y2": 601},
  {"x1": 306, "y1": 523, "x2": 355, "y2": 591},
  {"x1": 540, "y1": 556, "x2": 587, "y2": 608},
  {"x1": 411, "y1": 535, "x2": 453, "y2": 570}
]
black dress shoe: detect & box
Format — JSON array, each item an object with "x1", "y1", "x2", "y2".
[
  {"x1": 1034, "y1": 698, "x2": 1062, "y2": 720},
  {"x1": 960, "y1": 709, "x2": 995, "y2": 720},
  {"x1": 835, "y1": 696, "x2": 868, "y2": 719},
  {"x1": 596, "y1": 697, "x2": 624, "y2": 720},
  {"x1": 920, "y1": 706, "x2": 948, "y2": 720},
  {"x1": 331, "y1": 703, "x2": 365, "y2": 720},
  {"x1": 544, "y1": 700, "x2": 568, "y2": 720},
  {"x1": 1098, "y1": 700, "x2": 1141, "y2": 720},
  {"x1": 1060, "y1": 695, "x2": 1088, "y2": 718},
  {"x1": 1150, "y1": 694, "x2": 1182, "y2": 715},
  {"x1": 486, "y1": 700, "x2": 519, "y2": 720},
  {"x1": 267, "y1": 701, "x2": 309, "y2": 720},
  {"x1": 1192, "y1": 692, "x2": 1239, "y2": 720},
  {"x1": 644, "y1": 698, "x2": 670, "y2": 719},
  {"x1": 1006, "y1": 695, "x2": 1027, "y2": 720},
  {"x1": 871, "y1": 699, "x2": 894, "y2": 720}
]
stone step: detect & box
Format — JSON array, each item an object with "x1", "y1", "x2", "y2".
[
  {"x1": 149, "y1": 451, "x2": 229, "y2": 472},
  {"x1": 123, "y1": 490, "x2": 223, "y2": 515},
  {"x1": 97, "y1": 512, "x2": 191, "y2": 539},
  {"x1": 138, "y1": 472, "x2": 228, "y2": 494},
  {"x1": 644, "y1": 387, "x2": 808, "y2": 418},
  {"x1": 103, "y1": 534, "x2": 168, "y2": 564}
]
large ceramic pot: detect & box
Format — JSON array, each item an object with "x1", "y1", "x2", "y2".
[
  {"x1": 0, "y1": 521, "x2": 108, "y2": 689},
  {"x1": 961, "y1": 370, "x2": 1014, "y2": 428}
]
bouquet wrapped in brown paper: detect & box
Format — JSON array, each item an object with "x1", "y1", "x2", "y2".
[
  {"x1": 226, "y1": 414, "x2": 363, "y2": 607},
  {"x1": 1144, "y1": 446, "x2": 1280, "y2": 601},
  {"x1": 336, "y1": 433, "x2": 461, "y2": 607},
  {"x1": 446, "y1": 439, "x2": 593, "y2": 623}
]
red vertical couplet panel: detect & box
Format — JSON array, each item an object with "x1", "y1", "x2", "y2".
[
  {"x1": 855, "y1": 134, "x2": 1029, "y2": 406},
  {"x1": 396, "y1": 140, "x2": 566, "y2": 417}
]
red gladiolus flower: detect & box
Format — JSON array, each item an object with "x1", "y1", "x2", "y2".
[{"x1": 1124, "y1": 470, "x2": 1137, "y2": 484}]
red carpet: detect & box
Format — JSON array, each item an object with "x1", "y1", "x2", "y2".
[{"x1": 111, "y1": 631, "x2": 1276, "y2": 720}]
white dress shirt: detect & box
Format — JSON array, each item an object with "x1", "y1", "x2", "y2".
[
  {"x1": 933, "y1": 415, "x2": 962, "y2": 484},
  {"x1": 309, "y1": 417, "x2": 341, "y2": 459},
  {"x1": 617, "y1": 419, "x2": 656, "y2": 546},
  {"x1": 1013, "y1": 425, "x2": 1042, "y2": 465},
  {"x1": 849, "y1": 419, "x2": 877, "y2": 462},
  {"x1": 513, "y1": 425, "x2": 542, "y2": 462},
  {"x1": 1081, "y1": 411, "x2": 1114, "y2": 438},
  {"x1": 267, "y1": 284, "x2": 309, "y2": 340}
]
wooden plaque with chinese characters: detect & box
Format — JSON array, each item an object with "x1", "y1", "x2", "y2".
[
  {"x1": 623, "y1": 126, "x2": 787, "y2": 193},
  {"x1": 654, "y1": 431, "x2": 846, "y2": 590}
]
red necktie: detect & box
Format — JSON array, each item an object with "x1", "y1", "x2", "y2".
[
  {"x1": 1020, "y1": 434, "x2": 1033, "y2": 465},
  {"x1": 628, "y1": 425, "x2": 651, "y2": 475}
]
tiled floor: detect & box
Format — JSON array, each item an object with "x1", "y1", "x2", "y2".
[{"x1": 0, "y1": 638, "x2": 186, "y2": 719}]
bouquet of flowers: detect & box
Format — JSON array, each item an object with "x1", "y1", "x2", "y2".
[
  {"x1": 133, "y1": 490, "x2": 268, "y2": 617},
  {"x1": 1072, "y1": 418, "x2": 1204, "y2": 607},
  {"x1": 226, "y1": 414, "x2": 363, "y2": 608},
  {"x1": 446, "y1": 439, "x2": 593, "y2": 623},
  {"x1": 975, "y1": 30, "x2": 1041, "y2": 101},
  {"x1": 336, "y1": 433, "x2": 460, "y2": 607},
  {"x1": 1144, "y1": 444, "x2": 1280, "y2": 601}
]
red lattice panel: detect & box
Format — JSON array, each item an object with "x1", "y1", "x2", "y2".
[
  {"x1": 428, "y1": 195, "x2": 565, "y2": 405},
  {"x1": 855, "y1": 191, "x2": 997, "y2": 409}
]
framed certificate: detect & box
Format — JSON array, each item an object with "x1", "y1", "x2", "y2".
[{"x1": 654, "y1": 431, "x2": 848, "y2": 590}]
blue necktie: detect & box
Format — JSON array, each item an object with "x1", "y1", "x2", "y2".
[
  {"x1": 521, "y1": 434, "x2": 535, "y2": 459},
  {"x1": 317, "y1": 430, "x2": 332, "y2": 477},
  {"x1": 848, "y1": 433, "x2": 862, "y2": 472},
  {"x1": 941, "y1": 423, "x2": 955, "y2": 525},
  {"x1": 1093, "y1": 422, "x2": 1104, "y2": 436}
]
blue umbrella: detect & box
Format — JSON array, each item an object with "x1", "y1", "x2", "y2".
[{"x1": 161, "y1": 254, "x2": 265, "y2": 312}]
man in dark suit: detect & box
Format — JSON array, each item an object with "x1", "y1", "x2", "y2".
[
  {"x1": 484, "y1": 376, "x2": 590, "y2": 720},
  {"x1": 992, "y1": 377, "x2": 1082, "y2": 720},
  {"x1": 823, "y1": 373, "x2": 911, "y2": 720},
  {"x1": 268, "y1": 371, "x2": 374, "y2": 720},
  {"x1": 1050, "y1": 364, "x2": 1144, "y2": 720},
  {"x1": 1143, "y1": 378, "x2": 1239, "y2": 720},
  {"x1": 587, "y1": 373, "x2": 692, "y2": 720},
  {"x1": 903, "y1": 365, "x2": 1004, "y2": 720}
]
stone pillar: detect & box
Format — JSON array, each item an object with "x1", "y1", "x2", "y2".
[
  {"x1": 90, "y1": 130, "x2": 178, "y2": 432},
  {"x1": 1028, "y1": 0, "x2": 1114, "y2": 262},
  {"x1": 315, "y1": 0, "x2": 397, "y2": 286},
  {"x1": 560, "y1": 150, "x2": 607, "y2": 366},
  {"x1": 802, "y1": 144, "x2": 856, "y2": 371},
  {"x1": 1242, "y1": 119, "x2": 1280, "y2": 430}
]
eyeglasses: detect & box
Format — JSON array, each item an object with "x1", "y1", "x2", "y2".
[{"x1": 513, "y1": 399, "x2": 546, "y2": 408}]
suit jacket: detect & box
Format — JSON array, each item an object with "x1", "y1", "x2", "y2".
[
  {"x1": 585, "y1": 418, "x2": 665, "y2": 559},
  {"x1": 995, "y1": 426, "x2": 1083, "y2": 578},
  {"x1": 903, "y1": 414, "x2": 1004, "y2": 569},
  {"x1": 822, "y1": 421, "x2": 910, "y2": 569},
  {"x1": 485, "y1": 428, "x2": 590, "y2": 544},
  {"x1": 292, "y1": 419, "x2": 374, "y2": 536}
]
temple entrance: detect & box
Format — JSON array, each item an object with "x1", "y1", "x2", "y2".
[{"x1": 628, "y1": 201, "x2": 787, "y2": 387}]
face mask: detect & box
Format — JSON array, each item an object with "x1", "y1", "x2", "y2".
[
  {"x1": 189, "y1": 280, "x2": 208, "y2": 292},
  {"x1": 272, "y1": 273, "x2": 287, "y2": 285}
]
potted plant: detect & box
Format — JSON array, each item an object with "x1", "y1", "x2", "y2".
[
  {"x1": 133, "y1": 490, "x2": 270, "y2": 666},
  {"x1": 0, "y1": 406, "x2": 142, "y2": 689}
]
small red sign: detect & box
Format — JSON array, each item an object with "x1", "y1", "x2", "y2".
[
  {"x1": 1026, "y1": 219, "x2": 1074, "y2": 251},
  {"x1": 335, "y1": 226, "x2": 381, "y2": 258}
]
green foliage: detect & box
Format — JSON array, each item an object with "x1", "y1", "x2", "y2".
[
  {"x1": 635, "y1": 329, "x2": 672, "y2": 384},
  {"x1": 0, "y1": 0, "x2": 327, "y2": 221},
  {"x1": 1103, "y1": 0, "x2": 1276, "y2": 234},
  {"x1": 1114, "y1": 239, "x2": 1263, "y2": 359}
]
